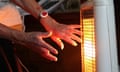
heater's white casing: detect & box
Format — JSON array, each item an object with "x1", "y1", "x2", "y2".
[{"x1": 94, "y1": 0, "x2": 119, "y2": 72}]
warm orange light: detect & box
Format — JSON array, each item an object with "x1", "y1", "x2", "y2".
[{"x1": 81, "y1": 18, "x2": 96, "y2": 72}]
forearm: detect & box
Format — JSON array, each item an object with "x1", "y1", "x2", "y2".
[
  {"x1": 40, "y1": 16, "x2": 57, "y2": 29},
  {"x1": 10, "y1": 0, "x2": 57, "y2": 30},
  {"x1": 0, "y1": 23, "x2": 25, "y2": 43},
  {"x1": 11, "y1": 0, "x2": 43, "y2": 19}
]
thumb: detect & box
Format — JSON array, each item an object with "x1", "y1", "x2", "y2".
[{"x1": 41, "y1": 31, "x2": 52, "y2": 38}]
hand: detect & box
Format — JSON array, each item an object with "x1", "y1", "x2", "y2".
[
  {"x1": 40, "y1": 16, "x2": 81, "y2": 50},
  {"x1": 16, "y1": 31, "x2": 58, "y2": 61}
]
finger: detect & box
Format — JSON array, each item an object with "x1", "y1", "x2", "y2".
[
  {"x1": 41, "y1": 48, "x2": 58, "y2": 61},
  {"x1": 69, "y1": 24, "x2": 81, "y2": 28},
  {"x1": 62, "y1": 36, "x2": 78, "y2": 46},
  {"x1": 71, "y1": 34, "x2": 81, "y2": 43},
  {"x1": 51, "y1": 36, "x2": 64, "y2": 50},
  {"x1": 71, "y1": 29, "x2": 81, "y2": 36},
  {"x1": 39, "y1": 31, "x2": 52, "y2": 38},
  {"x1": 39, "y1": 39, "x2": 58, "y2": 55}
]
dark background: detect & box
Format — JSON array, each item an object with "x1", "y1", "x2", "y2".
[{"x1": 114, "y1": 0, "x2": 120, "y2": 65}]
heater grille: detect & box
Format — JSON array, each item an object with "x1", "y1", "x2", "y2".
[{"x1": 81, "y1": 8, "x2": 96, "y2": 72}]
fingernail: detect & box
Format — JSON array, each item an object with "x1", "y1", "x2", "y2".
[
  {"x1": 53, "y1": 58, "x2": 58, "y2": 62},
  {"x1": 73, "y1": 42, "x2": 78, "y2": 46},
  {"x1": 55, "y1": 51, "x2": 58, "y2": 55},
  {"x1": 61, "y1": 45, "x2": 64, "y2": 50}
]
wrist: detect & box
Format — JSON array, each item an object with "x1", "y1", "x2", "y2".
[
  {"x1": 40, "y1": 15, "x2": 56, "y2": 26},
  {"x1": 11, "y1": 30, "x2": 26, "y2": 44},
  {"x1": 38, "y1": 10, "x2": 48, "y2": 19}
]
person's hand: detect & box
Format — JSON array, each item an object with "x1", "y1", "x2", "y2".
[
  {"x1": 15, "y1": 31, "x2": 58, "y2": 61},
  {"x1": 40, "y1": 16, "x2": 81, "y2": 50}
]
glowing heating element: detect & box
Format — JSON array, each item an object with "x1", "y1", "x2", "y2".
[{"x1": 81, "y1": 8, "x2": 96, "y2": 72}]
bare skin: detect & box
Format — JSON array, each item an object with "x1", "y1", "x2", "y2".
[
  {"x1": 0, "y1": 23, "x2": 58, "y2": 61},
  {"x1": 11, "y1": 0, "x2": 81, "y2": 48},
  {"x1": 0, "y1": 0, "x2": 81, "y2": 61},
  {"x1": 40, "y1": 16, "x2": 81, "y2": 49}
]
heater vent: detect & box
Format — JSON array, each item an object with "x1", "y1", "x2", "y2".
[{"x1": 81, "y1": 8, "x2": 96, "y2": 72}]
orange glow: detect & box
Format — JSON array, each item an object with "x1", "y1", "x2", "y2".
[{"x1": 81, "y1": 18, "x2": 96, "y2": 72}]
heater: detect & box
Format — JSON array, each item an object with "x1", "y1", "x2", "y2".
[{"x1": 80, "y1": 0, "x2": 119, "y2": 72}]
